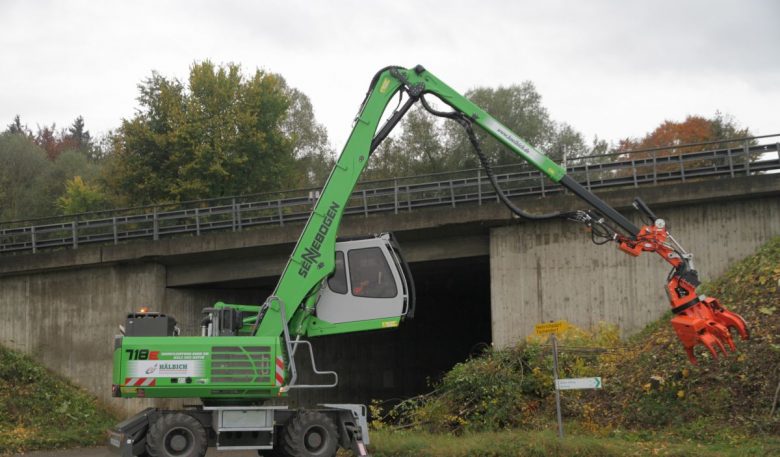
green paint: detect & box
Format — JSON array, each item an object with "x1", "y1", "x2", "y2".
[{"x1": 306, "y1": 316, "x2": 401, "y2": 337}]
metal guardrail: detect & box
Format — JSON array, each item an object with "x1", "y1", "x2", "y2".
[{"x1": 1, "y1": 135, "x2": 779, "y2": 255}]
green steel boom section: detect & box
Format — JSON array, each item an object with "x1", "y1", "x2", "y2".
[{"x1": 253, "y1": 66, "x2": 568, "y2": 340}]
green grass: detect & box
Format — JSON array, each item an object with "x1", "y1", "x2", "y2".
[
  {"x1": 368, "y1": 428, "x2": 780, "y2": 457},
  {"x1": 0, "y1": 346, "x2": 118, "y2": 455}
]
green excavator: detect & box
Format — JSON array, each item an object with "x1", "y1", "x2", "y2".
[{"x1": 109, "y1": 65, "x2": 749, "y2": 457}]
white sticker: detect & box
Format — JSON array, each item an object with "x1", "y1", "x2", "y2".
[
  {"x1": 128, "y1": 360, "x2": 204, "y2": 378},
  {"x1": 483, "y1": 117, "x2": 545, "y2": 164}
]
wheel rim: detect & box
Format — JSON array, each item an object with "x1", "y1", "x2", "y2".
[
  {"x1": 164, "y1": 427, "x2": 194, "y2": 455},
  {"x1": 303, "y1": 425, "x2": 328, "y2": 453}
]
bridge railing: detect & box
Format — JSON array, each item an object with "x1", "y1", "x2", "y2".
[{"x1": 1, "y1": 135, "x2": 778, "y2": 254}]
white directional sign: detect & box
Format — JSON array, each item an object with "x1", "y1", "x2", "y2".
[{"x1": 555, "y1": 377, "x2": 602, "y2": 390}]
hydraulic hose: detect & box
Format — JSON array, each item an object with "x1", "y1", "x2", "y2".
[{"x1": 419, "y1": 94, "x2": 575, "y2": 221}]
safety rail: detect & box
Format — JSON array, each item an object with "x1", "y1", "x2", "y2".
[{"x1": 1, "y1": 135, "x2": 778, "y2": 255}]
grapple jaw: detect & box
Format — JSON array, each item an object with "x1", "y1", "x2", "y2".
[{"x1": 670, "y1": 297, "x2": 749, "y2": 364}]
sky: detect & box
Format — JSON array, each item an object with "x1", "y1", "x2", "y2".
[{"x1": 1, "y1": 0, "x2": 778, "y2": 152}]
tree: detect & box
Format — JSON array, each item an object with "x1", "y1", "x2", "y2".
[
  {"x1": 0, "y1": 133, "x2": 54, "y2": 221},
  {"x1": 5, "y1": 115, "x2": 32, "y2": 138},
  {"x1": 282, "y1": 87, "x2": 335, "y2": 187},
  {"x1": 366, "y1": 106, "x2": 448, "y2": 179},
  {"x1": 66, "y1": 116, "x2": 91, "y2": 148},
  {"x1": 58, "y1": 176, "x2": 111, "y2": 215},
  {"x1": 108, "y1": 61, "x2": 300, "y2": 204},
  {"x1": 443, "y1": 83, "x2": 586, "y2": 170},
  {"x1": 618, "y1": 113, "x2": 751, "y2": 154},
  {"x1": 614, "y1": 113, "x2": 752, "y2": 178}
]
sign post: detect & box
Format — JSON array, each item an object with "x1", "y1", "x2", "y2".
[
  {"x1": 550, "y1": 334, "x2": 564, "y2": 438},
  {"x1": 535, "y1": 320, "x2": 602, "y2": 439}
]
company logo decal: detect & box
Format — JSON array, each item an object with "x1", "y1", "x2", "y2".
[
  {"x1": 128, "y1": 360, "x2": 204, "y2": 378},
  {"x1": 298, "y1": 201, "x2": 340, "y2": 278}
]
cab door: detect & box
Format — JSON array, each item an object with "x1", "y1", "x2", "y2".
[{"x1": 315, "y1": 234, "x2": 409, "y2": 324}]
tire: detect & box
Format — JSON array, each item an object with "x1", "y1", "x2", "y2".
[
  {"x1": 146, "y1": 413, "x2": 208, "y2": 457},
  {"x1": 280, "y1": 411, "x2": 339, "y2": 457}
]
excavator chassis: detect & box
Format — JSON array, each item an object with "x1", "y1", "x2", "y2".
[{"x1": 109, "y1": 404, "x2": 370, "y2": 457}]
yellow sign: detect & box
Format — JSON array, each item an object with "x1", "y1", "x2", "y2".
[{"x1": 534, "y1": 320, "x2": 570, "y2": 336}]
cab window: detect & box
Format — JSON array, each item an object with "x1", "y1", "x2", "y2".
[
  {"x1": 327, "y1": 251, "x2": 348, "y2": 294},
  {"x1": 348, "y1": 247, "x2": 397, "y2": 298}
]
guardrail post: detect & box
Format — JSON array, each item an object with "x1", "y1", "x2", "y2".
[
  {"x1": 112, "y1": 216, "x2": 118, "y2": 244},
  {"x1": 477, "y1": 168, "x2": 482, "y2": 205},
  {"x1": 540, "y1": 174, "x2": 546, "y2": 196},
  {"x1": 394, "y1": 179, "x2": 399, "y2": 214},
  {"x1": 237, "y1": 202, "x2": 243, "y2": 231},
  {"x1": 727, "y1": 145, "x2": 735, "y2": 177},
  {"x1": 743, "y1": 140, "x2": 750, "y2": 175},
  {"x1": 153, "y1": 207, "x2": 159, "y2": 240},
  {"x1": 631, "y1": 160, "x2": 638, "y2": 187},
  {"x1": 72, "y1": 220, "x2": 78, "y2": 249},
  {"x1": 362, "y1": 189, "x2": 368, "y2": 217},
  {"x1": 679, "y1": 154, "x2": 686, "y2": 182},
  {"x1": 652, "y1": 150, "x2": 657, "y2": 185},
  {"x1": 449, "y1": 180, "x2": 456, "y2": 207},
  {"x1": 231, "y1": 198, "x2": 237, "y2": 231},
  {"x1": 407, "y1": 185, "x2": 412, "y2": 212},
  {"x1": 31, "y1": 226, "x2": 37, "y2": 254},
  {"x1": 584, "y1": 162, "x2": 591, "y2": 190},
  {"x1": 195, "y1": 208, "x2": 201, "y2": 236},
  {"x1": 277, "y1": 200, "x2": 284, "y2": 226}
]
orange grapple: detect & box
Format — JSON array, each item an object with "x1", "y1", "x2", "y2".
[{"x1": 618, "y1": 224, "x2": 749, "y2": 364}]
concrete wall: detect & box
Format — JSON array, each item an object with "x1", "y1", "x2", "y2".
[
  {"x1": 490, "y1": 197, "x2": 780, "y2": 347},
  {"x1": 0, "y1": 260, "x2": 261, "y2": 415},
  {"x1": 0, "y1": 262, "x2": 166, "y2": 414}
]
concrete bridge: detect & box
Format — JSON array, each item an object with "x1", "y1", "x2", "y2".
[{"x1": 0, "y1": 138, "x2": 778, "y2": 414}]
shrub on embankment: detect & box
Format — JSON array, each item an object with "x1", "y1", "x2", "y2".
[
  {"x1": 374, "y1": 237, "x2": 780, "y2": 440},
  {"x1": 0, "y1": 346, "x2": 117, "y2": 454}
]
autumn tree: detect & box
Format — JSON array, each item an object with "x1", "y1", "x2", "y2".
[
  {"x1": 618, "y1": 113, "x2": 751, "y2": 155},
  {"x1": 1, "y1": 116, "x2": 106, "y2": 221},
  {"x1": 4, "y1": 115, "x2": 97, "y2": 161}
]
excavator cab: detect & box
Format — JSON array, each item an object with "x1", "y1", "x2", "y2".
[{"x1": 315, "y1": 233, "x2": 415, "y2": 325}]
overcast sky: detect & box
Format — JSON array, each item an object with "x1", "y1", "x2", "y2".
[{"x1": 1, "y1": 0, "x2": 778, "y2": 152}]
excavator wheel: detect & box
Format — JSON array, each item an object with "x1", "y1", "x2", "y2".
[
  {"x1": 146, "y1": 412, "x2": 208, "y2": 457},
  {"x1": 280, "y1": 410, "x2": 339, "y2": 457}
]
